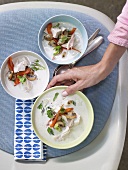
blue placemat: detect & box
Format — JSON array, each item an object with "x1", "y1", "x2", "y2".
[{"x1": 0, "y1": 8, "x2": 118, "y2": 158}]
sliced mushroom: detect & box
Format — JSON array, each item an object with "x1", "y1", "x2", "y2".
[
  {"x1": 48, "y1": 40, "x2": 57, "y2": 47},
  {"x1": 26, "y1": 74, "x2": 37, "y2": 81},
  {"x1": 58, "y1": 35, "x2": 68, "y2": 45},
  {"x1": 8, "y1": 71, "x2": 16, "y2": 81},
  {"x1": 8, "y1": 71, "x2": 13, "y2": 80},
  {"x1": 44, "y1": 34, "x2": 53, "y2": 41},
  {"x1": 62, "y1": 52, "x2": 66, "y2": 58},
  {"x1": 29, "y1": 68, "x2": 35, "y2": 75},
  {"x1": 59, "y1": 34, "x2": 65, "y2": 39},
  {"x1": 64, "y1": 112, "x2": 77, "y2": 119},
  {"x1": 54, "y1": 121, "x2": 65, "y2": 132},
  {"x1": 67, "y1": 100, "x2": 73, "y2": 105},
  {"x1": 57, "y1": 121, "x2": 65, "y2": 127},
  {"x1": 12, "y1": 73, "x2": 17, "y2": 81},
  {"x1": 63, "y1": 30, "x2": 69, "y2": 36}
]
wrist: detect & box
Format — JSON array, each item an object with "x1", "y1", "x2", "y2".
[
  {"x1": 97, "y1": 43, "x2": 126, "y2": 81},
  {"x1": 96, "y1": 60, "x2": 113, "y2": 81}
]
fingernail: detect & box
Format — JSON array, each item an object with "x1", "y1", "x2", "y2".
[{"x1": 62, "y1": 91, "x2": 68, "y2": 97}]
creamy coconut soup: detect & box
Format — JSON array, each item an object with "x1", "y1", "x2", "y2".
[
  {"x1": 37, "y1": 93, "x2": 81, "y2": 141},
  {"x1": 42, "y1": 22, "x2": 83, "y2": 61},
  {"x1": 32, "y1": 88, "x2": 91, "y2": 148},
  {"x1": 4, "y1": 55, "x2": 45, "y2": 92}
]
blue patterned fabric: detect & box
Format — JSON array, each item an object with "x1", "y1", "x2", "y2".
[
  {"x1": 14, "y1": 99, "x2": 47, "y2": 161},
  {"x1": 0, "y1": 9, "x2": 118, "y2": 158}
]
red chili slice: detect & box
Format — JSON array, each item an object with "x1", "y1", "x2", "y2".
[
  {"x1": 17, "y1": 67, "x2": 31, "y2": 76},
  {"x1": 14, "y1": 77, "x2": 20, "y2": 86},
  {"x1": 69, "y1": 28, "x2": 76, "y2": 35},
  {"x1": 7, "y1": 57, "x2": 14, "y2": 71},
  {"x1": 47, "y1": 23, "x2": 52, "y2": 34}
]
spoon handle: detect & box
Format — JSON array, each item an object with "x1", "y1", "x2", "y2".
[
  {"x1": 84, "y1": 36, "x2": 103, "y2": 55},
  {"x1": 71, "y1": 36, "x2": 103, "y2": 67},
  {"x1": 88, "y1": 28, "x2": 101, "y2": 45}
]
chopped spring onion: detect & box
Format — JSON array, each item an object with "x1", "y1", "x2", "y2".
[{"x1": 53, "y1": 92, "x2": 59, "y2": 101}]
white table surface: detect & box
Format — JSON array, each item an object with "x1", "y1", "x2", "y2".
[{"x1": 0, "y1": 2, "x2": 128, "y2": 170}]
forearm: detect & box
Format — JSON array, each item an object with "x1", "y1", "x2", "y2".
[{"x1": 98, "y1": 43, "x2": 126, "y2": 80}]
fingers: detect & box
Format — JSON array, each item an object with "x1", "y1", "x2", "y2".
[
  {"x1": 62, "y1": 81, "x2": 83, "y2": 97},
  {"x1": 46, "y1": 75, "x2": 62, "y2": 89},
  {"x1": 55, "y1": 80, "x2": 75, "y2": 86},
  {"x1": 47, "y1": 70, "x2": 74, "y2": 89},
  {"x1": 47, "y1": 68, "x2": 84, "y2": 97}
]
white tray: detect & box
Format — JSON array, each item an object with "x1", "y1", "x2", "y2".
[{"x1": 0, "y1": 2, "x2": 128, "y2": 170}]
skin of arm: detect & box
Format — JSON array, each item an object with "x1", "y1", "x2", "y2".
[
  {"x1": 47, "y1": 43, "x2": 126, "y2": 96},
  {"x1": 98, "y1": 43, "x2": 126, "y2": 80}
]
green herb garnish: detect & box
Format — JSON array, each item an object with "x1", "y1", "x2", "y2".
[
  {"x1": 67, "y1": 100, "x2": 76, "y2": 106},
  {"x1": 59, "y1": 107, "x2": 65, "y2": 114},
  {"x1": 72, "y1": 100, "x2": 76, "y2": 106},
  {"x1": 54, "y1": 123, "x2": 62, "y2": 132},
  {"x1": 60, "y1": 36, "x2": 68, "y2": 43},
  {"x1": 17, "y1": 75, "x2": 26, "y2": 84},
  {"x1": 53, "y1": 23, "x2": 60, "y2": 28},
  {"x1": 53, "y1": 92, "x2": 59, "y2": 101},
  {"x1": 47, "y1": 127, "x2": 54, "y2": 135},
  {"x1": 31, "y1": 60, "x2": 45, "y2": 71},
  {"x1": 53, "y1": 46, "x2": 62, "y2": 56},
  {"x1": 37, "y1": 103, "x2": 43, "y2": 110},
  {"x1": 47, "y1": 109, "x2": 54, "y2": 118},
  {"x1": 35, "y1": 59, "x2": 39, "y2": 62}
]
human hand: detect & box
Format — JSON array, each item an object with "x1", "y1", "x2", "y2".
[
  {"x1": 47, "y1": 43, "x2": 126, "y2": 96},
  {"x1": 47, "y1": 63, "x2": 106, "y2": 96}
]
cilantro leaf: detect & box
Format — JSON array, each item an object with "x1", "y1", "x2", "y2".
[
  {"x1": 47, "y1": 109, "x2": 54, "y2": 118},
  {"x1": 59, "y1": 107, "x2": 65, "y2": 114},
  {"x1": 72, "y1": 100, "x2": 76, "y2": 106},
  {"x1": 37, "y1": 103, "x2": 43, "y2": 110},
  {"x1": 47, "y1": 127, "x2": 54, "y2": 135},
  {"x1": 35, "y1": 59, "x2": 39, "y2": 62}
]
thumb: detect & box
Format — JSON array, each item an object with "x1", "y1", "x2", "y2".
[{"x1": 62, "y1": 81, "x2": 81, "y2": 97}]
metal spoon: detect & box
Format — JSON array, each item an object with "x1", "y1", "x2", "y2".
[
  {"x1": 88, "y1": 28, "x2": 100, "y2": 45},
  {"x1": 53, "y1": 36, "x2": 103, "y2": 76}
]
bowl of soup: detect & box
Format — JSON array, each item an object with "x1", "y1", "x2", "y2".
[
  {"x1": 0, "y1": 51, "x2": 49, "y2": 99},
  {"x1": 38, "y1": 14, "x2": 88, "y2": 65},
  {"x1": 31, "y1": 86, "x2": 94, "y2": 149}
]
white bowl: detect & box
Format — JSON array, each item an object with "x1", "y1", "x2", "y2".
[
  {"x1": 38, "y1": 14, "x2": 88, "y2": 65},
  {"x1": 0, "y1": 51, "x2": 49, "y2": 100}
]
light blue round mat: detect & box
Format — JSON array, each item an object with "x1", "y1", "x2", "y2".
[{"x1": 0, "y1": 8, "x2": 118, "y2": 158}]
